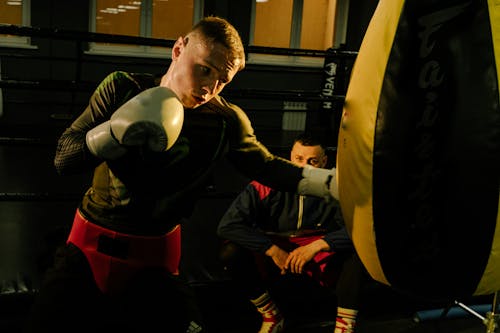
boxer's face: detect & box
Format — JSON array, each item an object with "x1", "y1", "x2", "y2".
[
  {"x1": 290, "y1": 142, "x2": 327, "y2": 168},
  {"x1": 166, "y1": 34, "x2": 240, "y2": 109}
]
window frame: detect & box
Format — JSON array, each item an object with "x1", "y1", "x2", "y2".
[
  {"x1": 86, "y1": 0, "x2": 203, "y2": 59},
  {"x1": 86, "y1": 0, "x2": 350, "y2": 67},
  {"x1": 0, "y1": 0, "x2": 36, "y2": 49},
  {"x1": 247, "y1": 0, "x2": 350, "y2": 68}
]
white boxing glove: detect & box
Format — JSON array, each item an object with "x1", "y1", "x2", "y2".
[
  {"x1": 297, "y1": 165, "x2": 339, "y2": 201},
  {"x1": 86, "y1": 86, "x2": 184, "y2": 160}
]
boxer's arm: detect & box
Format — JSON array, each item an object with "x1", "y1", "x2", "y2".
[
  {"x1": 214, "y1": 96, "x2": 303, "y2": 191},
  {"x1": 54, "y1": 71, "x2": 144, "y2": 175},
  {"x1": 213, "y1": 95, "x2": 338, "y2": 201},
  {"x1": 54, "y1": 107, "x2": 102, "y2": 175}
]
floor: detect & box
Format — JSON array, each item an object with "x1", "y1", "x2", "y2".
[
  {"x1": 1, "y1": 274, "x2": 498, "y2": 333},
  {"x1": 193, "y1": 280, "x2": 498, "y2": 333}
]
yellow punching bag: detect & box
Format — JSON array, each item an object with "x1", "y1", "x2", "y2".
[{"x1": 337, "y1": 0, "x2": 500, "y2": 300}]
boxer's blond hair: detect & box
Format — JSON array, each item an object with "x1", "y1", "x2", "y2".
[{"x1": 188, "y1": 16, "x2": 246, "y2": 71}]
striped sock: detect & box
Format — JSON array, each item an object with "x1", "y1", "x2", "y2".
[
  {"x1": 334, "y1": 307, "x2": 358, "y2": 333},
  {"x1": 250, "y1": 291, "x2": 285, "y2": 333}
]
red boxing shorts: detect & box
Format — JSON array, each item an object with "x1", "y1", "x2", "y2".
[{"x1": 67, "y1": 209, "x2": 181, "y2": 295}]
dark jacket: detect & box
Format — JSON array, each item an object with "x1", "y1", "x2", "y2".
[{"x1": 217, "y1": 180, "x2": 353, "y2": 254}]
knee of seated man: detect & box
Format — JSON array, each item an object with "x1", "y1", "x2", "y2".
[{"x1": 219, "y1": 241, "x2": 247, "y2": 265}]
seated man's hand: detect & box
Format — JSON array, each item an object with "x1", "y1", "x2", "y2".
[
  {"x1": 265, "y1": 244, "x2": 289, "y2": 275},
  {"x1": 284, "y1": 239, "x2": 330, "y2": 274}
]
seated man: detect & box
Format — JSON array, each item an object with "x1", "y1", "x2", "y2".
[{"x1": 217, "y1": 132, "x2": 367, "y2": 333}]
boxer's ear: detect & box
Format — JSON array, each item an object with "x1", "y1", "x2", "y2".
[{"x1": 172, "y1": 36, "x2": 185, "y2": 60}]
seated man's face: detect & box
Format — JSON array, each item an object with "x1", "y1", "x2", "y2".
[{"x1": 290, "y1": 142, "x2": 327, "y2": 168}]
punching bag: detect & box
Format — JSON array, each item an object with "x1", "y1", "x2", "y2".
[{"x1": 337, "y1": 0, "x2": 500, "y2": 300}]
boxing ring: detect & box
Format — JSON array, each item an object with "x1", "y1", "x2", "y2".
[
  {"x1": 0, "y1": 22, "x2": 362, "y2": 332},
  {"x1": 3, "y1": 3, "x2": 499, "y2": 330},
  {"x1": 0, "y1": 22, "x2": 353, "y2": 291}
]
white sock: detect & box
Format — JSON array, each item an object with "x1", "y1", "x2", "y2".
[
  {"x1": 334, "y1": 306, "x2": 358, "y2": 333},
  {"x1": 250, "y1": 292, "x2": 285, "y2": 333}
]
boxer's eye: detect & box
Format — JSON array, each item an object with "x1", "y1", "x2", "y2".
[{"x1": 199, "y1": 66, "x2": 211, "y2": 76}]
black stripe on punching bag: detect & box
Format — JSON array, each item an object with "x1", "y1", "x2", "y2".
[
  {"x1": 321, "y1": 48, "x2": 356, "y2": 146},
  {"x1": 374, "y1": 0, "x2": 500, "y2": 300}
]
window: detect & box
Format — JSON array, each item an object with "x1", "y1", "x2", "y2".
[
  {"x1": 249, "y1": 0, "x2": 348, "y2": 67},
  {"x1": 0, "y1": 0, "x2": 33, "y2": 48},
  {"x1": 89, "y1": 0, "x2": 203, "y2": 58},
  {"x1": 88, "y1": 0, "x2": 349, "y2": 66}
]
